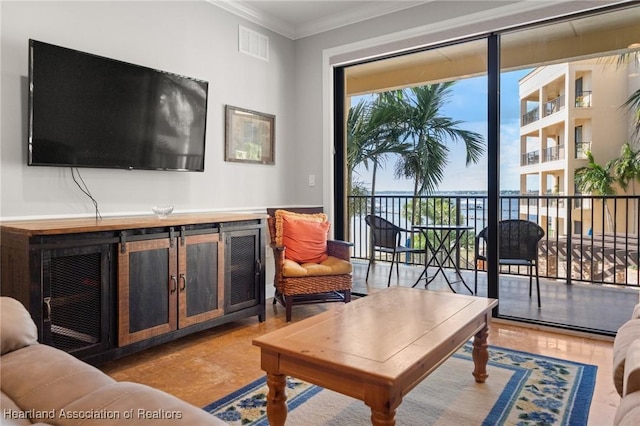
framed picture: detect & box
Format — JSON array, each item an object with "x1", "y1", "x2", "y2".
[{"x1": 225, "y1": 105, "x2": 275, "y2": 164}]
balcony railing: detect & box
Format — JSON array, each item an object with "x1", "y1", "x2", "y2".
[
  {"x1": 521, "y1": 108, "x2": 539, "y2": 126},
  {"x1": 521, "y1": 150, "x2": 540, "y2": 166},
  {"x1": 543, "y1": 145, "x2": 565, "y2": 162},
  {"x1": 348, "y1": 194, "x2": 640, "y2": 288},
  {"x1": 545, "y1": 95, "x2": 565, "y2": 116},
  {"x1": 575, "y1": 91, "x2": 592, "y2": 108},
  {"x1": 576, "y1": 141, "x2": 591, "y2": 159}
]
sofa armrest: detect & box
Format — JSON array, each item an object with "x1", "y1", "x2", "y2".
[
  {"x1": 1, "y1": 297, "x2": 38, "y2": 355},
  {"x1": 632, "y1": 303, "x2": 640, "y2": 320},
  {"x1": 624, "y1": 338, "x2": 640, "y2": 396},
  {"x1": 613, "y1": 319, "x2": 640, "y2": 396}
]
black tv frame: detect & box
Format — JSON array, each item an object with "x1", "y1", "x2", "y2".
[{"x1": 28, "y1": 39, "x2": 209, "y2": 172}]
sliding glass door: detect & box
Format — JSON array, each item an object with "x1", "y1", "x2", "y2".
[
  {"x1": 497, "y1": 7, "x2": 640, "y2": 332},
  {"x1": 336, "y1": 2, "x2": 640, "y2": 335}
]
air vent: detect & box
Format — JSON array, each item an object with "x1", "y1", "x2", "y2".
[{"x1": 239, "y1": 26, "x2": 269, "y2": 61}]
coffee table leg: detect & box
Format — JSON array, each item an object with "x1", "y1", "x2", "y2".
[
  {"x1": 266, "y1": 373, "x2": 287, "y2": 426},
  {"x1": 370, "y1": 408, "x2": 396, "y2": 426},
  {"x1": 366, "y1": 389, "x2": 399, "y2": 426},
  {"x1": 472, "y1": 325, "x2": 490, "y2": 383}
]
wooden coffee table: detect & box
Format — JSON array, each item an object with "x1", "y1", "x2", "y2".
[{"x1": 253, "y1": 287, "x2": 498, "y2": 425}]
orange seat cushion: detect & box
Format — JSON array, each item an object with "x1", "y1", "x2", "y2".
[
  {"x1": 282, "y1": 256, "x2": 353, "y2": 277},
  {"x1": 281, "y1": 215, "x2": 330, "y2": 264}
]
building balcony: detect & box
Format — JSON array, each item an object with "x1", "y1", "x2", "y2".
[
  {"x1": 575, "y1": 91, "x2": 593, "y2": 108},
  {"x1": 544, "y1": 95, "x2": 565, "y2": 116},
  {"x1": 521, "y1": 150, "x2": 540, "y2": 166},
  {"x1": 521, "y1": 108, "x2": 539, "y2": 126},
  {"x1": 576, "y1": 141, "x2": 592, "y2": 159},
  {"x1": 543, "y1": 144, "x2": 565, "y2": 162},
  {"x1": 353, "y1": 260, "x2": 637, "y2": 335},
  {"x1": 520, "y1": 145, "x2": 566, "y2": 167},
  {"x1": 348, "y1": 193, "x2": 640, "y2": 335}
]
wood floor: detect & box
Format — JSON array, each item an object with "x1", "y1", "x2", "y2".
[{"x1": 100, "y1": 271, "x2": 622, "y2": 425}]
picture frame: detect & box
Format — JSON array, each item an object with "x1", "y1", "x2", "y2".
[{"x1": 225, "y1": 105, "x2": 275, "y2": 164}]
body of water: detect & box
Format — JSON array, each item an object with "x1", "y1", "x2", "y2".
[
  {"x1": 364, "y1": 192, "x2": 521, "y2": 233},
  {"x1": 349, "y1": 192, "x2": 525, "y2": 259}
]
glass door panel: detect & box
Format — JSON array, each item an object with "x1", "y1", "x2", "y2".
[
  {"x1": 343, "y1": 39, "x2": 488, "y2": 297},
  {"x1": 336, "y1": 2, "x2": 639, "y2": 336},
  {"x1": 499, "y1": 5, "x2": 640, "y2": 333}
]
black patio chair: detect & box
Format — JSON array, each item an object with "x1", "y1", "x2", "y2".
[
  {"x1": 365, "y1": 215, "x2": 424, "y2": 287},
  {"x1": 474, "y1": 219, "x2": 545, "y2": 308}
]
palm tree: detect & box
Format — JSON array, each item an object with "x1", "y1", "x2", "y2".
[
  {"x1": 347, "y1": 92, "x2": 408, "y2": 209},
  {"x1": 614, "y1": 51, "x2": 640, "y2": 141},
  {"x1": 623, "y1": 89, "x2": 640, "y2": 141},
  {"x1": 346, "y1": 93, "x2": 408, "y2": 260},
  {"x1": 394, "y1": 83, "x2": 485, "y2": 225},
  {"x1": 613, "y1": 143, "x2": 640, "y2": 193},
  {"x1": 575, "y1": 151, "x2": 617, "y2": 231},
  {"x1": 347, "y1": 98, "x2": 371, "y2": 198},
  {"x1": 612, "y1": 143, "x2": 640, "y2": 232}
]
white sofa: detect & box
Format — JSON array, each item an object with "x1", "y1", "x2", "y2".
[
  {"x1": 612, "y1": 303, "x2": 640, "y2": 425},
  {"x1": 0, "y1": 296, "x2": 226, "y2": 425}
]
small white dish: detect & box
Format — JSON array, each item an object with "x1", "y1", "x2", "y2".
[{"x1": 152, "y1": 205, "x2": 174, "y2": 219}]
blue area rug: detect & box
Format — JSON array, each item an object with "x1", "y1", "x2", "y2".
[{"x1": 204, "y1": 344, "x2": 597, "y2": 425}]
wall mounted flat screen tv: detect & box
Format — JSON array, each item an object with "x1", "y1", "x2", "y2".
[{"x1": 28, "y1": 39, "x2": 208, "y2": 171}]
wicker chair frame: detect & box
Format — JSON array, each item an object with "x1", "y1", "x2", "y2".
[
  {"x1": 474, "y1": 219, "x2": 545, "y2": 308},
  {"x1": 364, "y1": 215, "x2": 424, "y2": 287},
  {"x1": 266, "y1": 208, "x2": 352, "y2": 322}
]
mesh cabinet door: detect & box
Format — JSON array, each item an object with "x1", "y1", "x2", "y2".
[
  {"x1": 42, "y1": 244, "x2": 110, "y2": 356},
  {"x1": 224, "y1": 229, "x2": 262, "y2": 313}
]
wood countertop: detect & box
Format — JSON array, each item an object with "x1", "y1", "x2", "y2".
[{"x1": 0, "y1": 212, "x2": 267, "y2": 236}]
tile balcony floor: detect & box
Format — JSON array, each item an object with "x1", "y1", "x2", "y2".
[{"x1": 352, "y1": 260, "x2": 640, "y2": 335}]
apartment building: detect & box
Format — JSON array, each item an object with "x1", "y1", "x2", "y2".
[{"x1": 518, "y1": 58, "x2": 638, "y2": 236}]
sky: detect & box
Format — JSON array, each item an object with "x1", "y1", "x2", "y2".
[{"x1": 352, "y1": 69, "x2": 532, "y2": 193}]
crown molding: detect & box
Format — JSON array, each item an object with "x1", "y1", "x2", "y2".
[
  {"x1": 294, "y1": 1, "x2": 430, "y2": 40},
  {"x1": 209, "y1": 0, "x2": 296, "y2": 39},
  {"x1": 207, "y1": 0, "x2": 431, "y2": 40}
]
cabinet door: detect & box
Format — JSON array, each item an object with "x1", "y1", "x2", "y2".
[
  {"x1": 224, "y1": 228, "x2": 263, "y2": 313},
  {"x1": 178, "y1": 233, "x2": 224, "y2": 328},
  {"x1": 41, "y1": 244, "x2": 111, "y2": 357},
  {"x1": 118, "y1": 239, "x2": 177, "y2": 346}
]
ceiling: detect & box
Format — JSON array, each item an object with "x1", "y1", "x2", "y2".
[
  {"x1": 214, "y1": 0, "x2": 430, "y2": 39},
  {"x1": 212, "y1": 1, "x2": 640, "y2": 96},
  {"x1": 343, "y1": 3, "x2": 640, "y2": 95}
]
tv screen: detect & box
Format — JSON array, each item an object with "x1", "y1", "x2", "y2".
[{"x1": 28, "y1": 40, "x2": 208, "y2": 171}]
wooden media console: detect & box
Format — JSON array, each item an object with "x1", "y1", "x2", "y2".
[{"x1": 1, "y1": 212, "x2": 266, "y2": 365}]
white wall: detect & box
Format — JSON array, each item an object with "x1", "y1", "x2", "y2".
[
  {"x1": 0, "y1": 1, "x2": 297, "y2": 220},
  {"x1": 1, "y1": 1, "x2": 629, "y2": 221}
]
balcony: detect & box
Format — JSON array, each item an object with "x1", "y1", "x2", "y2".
[
  {"x1": 521, "y1": 145, "x2": 565, "y2": 165},
  {"x1": 520, "y1": 95, "x2": 565, "y2": 126},
  {"x1": 576, "y1": 141, "x2": 592, "y2": 159},
  {"x1": 575, "y1": 91, "x2": 593, "y2": 108},
  {"x1": 521, "y1": 108, "x2": 539, "y2": 126},
  {"x1": 544, "y1": 95, "x2": 565, "y2": 116},
  {"x1": 543, "y1": 144, "x2": 565, "y2": 162},
  {"x1": 352, "y1": 261, "x2": 636, "y2": 334},
  {"x1": 348, "y1": 193, "x2": 640, "y2": 335},
  {"x1": 521, "y1": 150, "x2": 540, "y2": 166}
]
